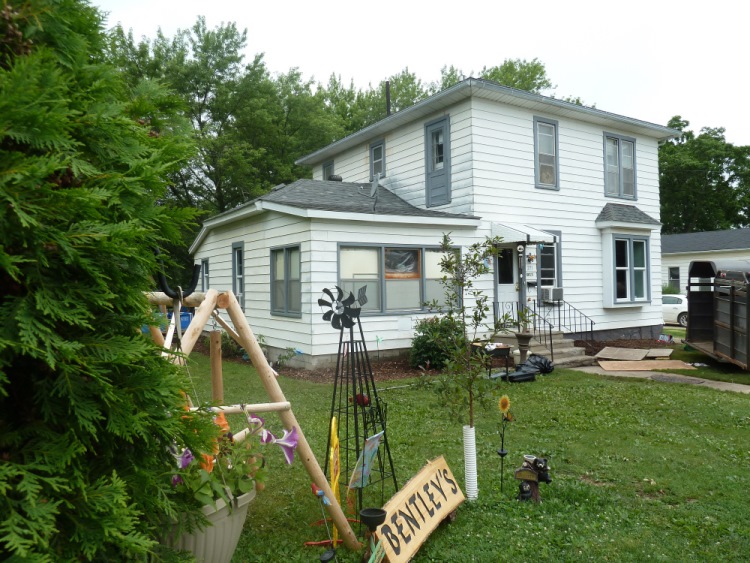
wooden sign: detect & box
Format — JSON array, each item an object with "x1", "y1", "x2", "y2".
[{"x1": 376, "y1": 456, "x2": 464, "y2": 562}]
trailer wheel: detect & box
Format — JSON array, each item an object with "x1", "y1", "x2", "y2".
[{"x1": 678, "y1": 312, "x2": 688, "y2": 327}]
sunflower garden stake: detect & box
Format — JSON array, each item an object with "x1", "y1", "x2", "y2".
[{"x1": 497, "y1": 395, "x2": 514, "y2": 493}]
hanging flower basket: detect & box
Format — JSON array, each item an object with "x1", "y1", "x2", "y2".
[{"x1": 165, "y1": 489, "x2": 256, "y2": 563}]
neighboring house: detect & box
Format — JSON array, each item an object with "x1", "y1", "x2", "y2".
[
  {"x1": 191, "y1": 78, "x2": 677, "y2": 368},
  {"x1": 662, "y1": 228, "x2": 750, "y2": 293}
]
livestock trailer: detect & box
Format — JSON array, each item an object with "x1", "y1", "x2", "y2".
[{"x1": 685, "y1": 260, "x2": 750, "y2": 370}]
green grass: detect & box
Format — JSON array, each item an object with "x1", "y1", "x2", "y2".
[
  {"x1": 653, "y1": 326, "x2": 750, "y2": 385},
  {"x1": 182, "y1": 354, "x2": 750, "y2": 562}
]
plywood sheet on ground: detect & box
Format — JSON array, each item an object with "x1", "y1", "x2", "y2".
[
  {"x1": 598, "y1": 360, "x2": 695, "y2": 371},
  {"x1": 595, "y1": 347, "x2": 648, "y2": 360},
  {"x1": 646, "y1": 348, "x2": 673, "y2": 359}
]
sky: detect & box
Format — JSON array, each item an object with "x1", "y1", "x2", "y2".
[{"x1": 94, "y1": 0, "x2": 749, "y2": 146}]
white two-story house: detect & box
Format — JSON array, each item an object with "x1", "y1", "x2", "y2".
[{"x1": 190, "y1": 78, "x2": 678, "y2": 368}]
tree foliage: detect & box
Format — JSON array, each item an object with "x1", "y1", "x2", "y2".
[
  {"x1": 423, "y1": 234, "x2": 508, "y2": 428},
  {"x1": 0, "y1": 0, "x2": 215, "y2": 558},
  {"x1": 659, "y1": 116, "x2": 750, "y2": 234}
]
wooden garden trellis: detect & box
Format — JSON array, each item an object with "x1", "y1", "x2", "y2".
[{"x1": 146, "y1": 289, "x2": 361, "y2": 551}]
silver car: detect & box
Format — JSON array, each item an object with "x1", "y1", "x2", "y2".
[{"x1": 662, "y1": 294, "x2": 688, "y2": 327}]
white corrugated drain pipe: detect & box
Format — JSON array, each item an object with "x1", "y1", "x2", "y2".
[{"x1": 463, "y1": 425, "x2": 478, "y2": 501}]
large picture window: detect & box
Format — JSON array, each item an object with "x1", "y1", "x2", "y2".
[
  {"x1": 271, "y1": 246, "x2": 301, "y2": 316},
  {"x1": 604, "y1": 133, "x2": 636, "y2": 198},
  {"x1": 340, "y1": 245, "x2": 452, "y2": 312}
]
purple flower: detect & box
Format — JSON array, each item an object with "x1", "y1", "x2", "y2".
[
  {"x1": 171, "y1": 474, "x2": 184, "y2": 487},
  {"x1": 261, "y1": 426, "x2": 299, "y2": 465},
  {"x1": 179, "y1": 448, "x2": 194, "y2": 469}
]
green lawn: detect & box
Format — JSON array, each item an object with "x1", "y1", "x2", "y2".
[
  {"x1": 183, "y1": 353, "x2": 749, "y2": 562},
  {"x1": 657, "y1": 326, "x2": 750, "y2": 385}
]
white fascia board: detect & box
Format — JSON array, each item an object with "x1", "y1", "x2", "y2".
[
  {"x1": 258, "y1": 201, "x2": 480, "y2": 228},
  {"x1": 189, "y1": 202, "x2": 263, "y2": 254},
  {"x1": 596, "y1": 220, "x2": 660, "y2": 232}
]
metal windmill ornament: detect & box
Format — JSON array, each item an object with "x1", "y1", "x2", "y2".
[
  {"x1": 318, "y1": 286, "x2": 361, "y2": 330},
  {"x1": 319, "y1": 284, "x2": 397, "y2": 518}
]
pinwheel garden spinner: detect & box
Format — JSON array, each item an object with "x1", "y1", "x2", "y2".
[{"x1": 318, "y1": 286, "x2": 361, "y2": 330}]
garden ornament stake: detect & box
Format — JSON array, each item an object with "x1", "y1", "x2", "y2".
[{"x1": 514, "y1": 455, "x2": 551, "y2": 502}]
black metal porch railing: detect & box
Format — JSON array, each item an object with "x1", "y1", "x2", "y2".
[
  {"x1": 493, "y1": 299, "x2": 596, "y2": 357},
  {"x1": 493, "y1": 301, "x2": 555, "y2": 360},
  {"x1": 529, "y1": 299, "x2": 595, "y2": 341}
]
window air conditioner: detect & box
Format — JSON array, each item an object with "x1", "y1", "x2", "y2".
[{"x1": 542, "y1": 287, "x2": 563, "y2": 303}]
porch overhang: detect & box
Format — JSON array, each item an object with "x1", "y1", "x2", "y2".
[{"x1": 491, "y1": 222, "x2": 557, "y2": 244}]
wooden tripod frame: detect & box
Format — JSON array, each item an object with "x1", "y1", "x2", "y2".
[{"x1": 146, "y1": 289, "x2": 361, "y2": 551}]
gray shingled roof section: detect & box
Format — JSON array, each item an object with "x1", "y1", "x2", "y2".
[
  {"x1": 595, "y1": 203, "x2": 660, "y2": 225},
  {"x1": 662, "y1": 228, "x2": 750, "y2": 253},
  {"x1": 260, "y1": 179, "x2": 478, "y2": 219}
]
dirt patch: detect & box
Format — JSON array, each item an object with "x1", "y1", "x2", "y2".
[{"x1": 280, "y1": 358, "x2": 430, "y2": 384}]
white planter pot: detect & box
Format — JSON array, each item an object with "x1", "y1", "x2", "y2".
[
  {"x1": 463, "y1": 425, "x2": 478, "y2": 501},
  {"x1": 166, "y1": 489, "x2": 256, "y2": 563}
]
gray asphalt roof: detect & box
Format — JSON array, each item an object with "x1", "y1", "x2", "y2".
[
  {"x1": 217, "y1": 178, "x2": 478, "y2": 220},
  {"x1": 662, "y1": 228, "x2": 750, "y2": 253},
  {"x1": 595, "y1": 203, "x2": 660, "y2": 225}
]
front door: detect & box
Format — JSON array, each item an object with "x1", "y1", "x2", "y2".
[{"x1": 496, "y1": 246, "x2": 519, "y2": 320}]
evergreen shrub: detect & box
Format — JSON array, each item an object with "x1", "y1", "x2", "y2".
[{"x1": 0, "y1": 1, "x2": 215, "y2": 559}]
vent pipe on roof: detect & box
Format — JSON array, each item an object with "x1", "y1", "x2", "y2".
[{"x1": 386, "y1": 80, "x2": 391, "y2": 116}]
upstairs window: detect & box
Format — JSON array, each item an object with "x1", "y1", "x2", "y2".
[
  {"x1": 370, "y1": 140, "x2": 385, "y2": 180},
  {"x1": 534, "y1": 117, "x2": 559, "y2": 189},
  {"x1": 322, "y1": 160, "x2": 334, "y2": 181},
  {"x1": 605, "y1": 133, "x2": 636, "y2": 198},
  {"x1": 271, "y1": 246, "x2": 301, "y2": 316},
  {"x1": 425, "y1": 117, "x2": 451, "y2": 207}
]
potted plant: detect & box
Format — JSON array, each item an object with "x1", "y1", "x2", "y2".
[
  {"x1": 422, "y1": 233, "x2": 509, "y2": 500},
  {"x1": 165, "y1": 411, "x2": 298, "y2": 562},
  {"x1": 514, "y1": 306, "x2": 535, "y2": 364}
]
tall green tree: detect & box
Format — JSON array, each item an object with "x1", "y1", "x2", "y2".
[
  {"x1": 659, "y1": 116, "x2": 750, "y2": 234},
  {"x1": 0, "y1": 0, "x2": 214, "y2": 558},
  {"x1": 480, "y1": 57, "x2": 554, "y2": 93}
]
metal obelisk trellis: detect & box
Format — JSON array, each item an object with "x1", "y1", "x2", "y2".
[{"x1": 320, "y1": 286, "x2": 397, "y2": 516}]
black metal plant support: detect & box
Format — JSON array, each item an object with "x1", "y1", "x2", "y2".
[
  {"x1": 320, "y1": 286, "x2": 397, "y2": 518},
  {"x1": 497, "y1": 419, "x2": 509, "y2": 493}
]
